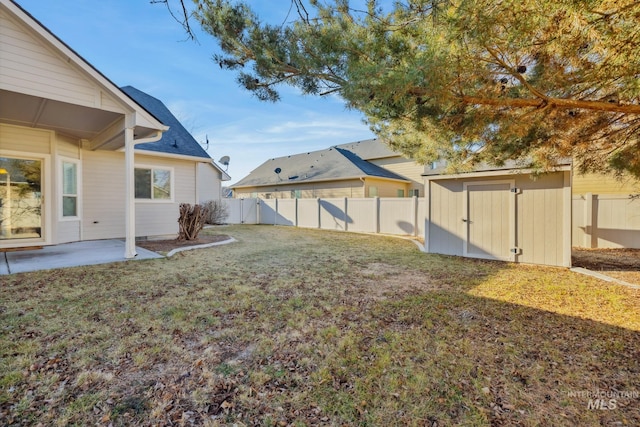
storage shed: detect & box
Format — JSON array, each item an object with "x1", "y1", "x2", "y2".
[{"x1": 423, "y1": 161, "x2": 572, "y2": 267}]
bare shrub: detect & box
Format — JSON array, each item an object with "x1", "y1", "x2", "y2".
[
  {"x1": 177, "y1": 203, "x2": 208, "y2": 240},
  {"x1": 203, "y1": 200, "x2": 229, "y2": 225}
]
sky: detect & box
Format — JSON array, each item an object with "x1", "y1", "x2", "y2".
[{"x1": 15, "y1": 0, "x2": 376, "y2": 185}]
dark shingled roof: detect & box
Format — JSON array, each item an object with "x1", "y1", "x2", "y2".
[
  {"x1": 232, "y1": 140, "x2": 409, "y2": 188},
  {"x1": 120, "y1": 86, "x2": 211, "y2": 160}
]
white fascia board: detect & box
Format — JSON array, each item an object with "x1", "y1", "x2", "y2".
[{"x1": 132, "y1": 148, "x2": 212, "y2": 163}]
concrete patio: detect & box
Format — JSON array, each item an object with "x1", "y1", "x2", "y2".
[{"x1": 0, "y1": 240, "x2": 163, "y2": 275}]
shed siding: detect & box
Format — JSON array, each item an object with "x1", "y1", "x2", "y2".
[
  {"x1": 427, "y1": 172, "x2": 568, "y2": 267},
  {"x1": 0, "y1": 10, "x2": 124, "y2": 113}
]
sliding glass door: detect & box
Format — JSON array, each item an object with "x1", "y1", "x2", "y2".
[{"x1": 0, "y1": 157, "x2": 42, "y2": 240}]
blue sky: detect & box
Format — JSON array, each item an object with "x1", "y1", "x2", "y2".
[{"x1": 16, "y1": 0, "x2": 375, "y2": 184}]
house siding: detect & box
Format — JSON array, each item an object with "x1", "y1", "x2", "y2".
[
  {"x1": 572, "y1": 172, "x2": 639, "y2": 195},
  {"x1": 426, "y1": 172, "x2": 569, "y2": 267},
  {"x1": 197, "y1": 163, "x2": 222, "y2": 202},
  {"x1": 82, "y1": 151, "x2": 198, "y2": 240},
  {"x1": 369, "y1": 156, "x2": 425, "y2": 194},
  {"x1": 0, "y1": 122, "x2": 52, "y2": 154},
  {"x1": 365, "y1": 177, "x2": 409, "y2": 198},
  {"x1": 0, "y1": 8, "x2": 124, "y2": 113}
]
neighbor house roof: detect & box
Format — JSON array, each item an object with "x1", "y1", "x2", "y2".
[
  {"x1": 335, "y1": 138, "x2": 399, "y2": 160},
  {"x1": 232, "y1": 140, "x2": 410, "y2": 189}
]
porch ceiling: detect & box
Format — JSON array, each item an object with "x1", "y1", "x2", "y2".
[{"x1": 0, "y1": 89, "x2": 160, "y2": 150}]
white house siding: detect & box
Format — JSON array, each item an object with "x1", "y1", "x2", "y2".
[
  {"x1": 197, "y1": 163, "x2": 222, "y2": 202},
  {"x1": 0, "y1": 123, "x2": 52, "y2": 154},
  {"x1": 135, "y1": 154, "x2": 197, "y2": 238},
  {"x1": 81, "y1": 150, "x2": 126, "y2": 240},
  {"x1": 426, "y1": 172, "x2": 570, "y2": 267},
  {"x1": 0, "y1": 8, "x2": 124, "y2": 113},
  {"x1": 82, "y1": 151, "x2": 199, "y2": 240}
]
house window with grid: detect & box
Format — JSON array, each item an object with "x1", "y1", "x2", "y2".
[
  {"x1": 135, "y1": 167, "x2": 172, "y2": 200},
  {"x1": 62, "y1": 161, "x2": 78, "y2": 217}
]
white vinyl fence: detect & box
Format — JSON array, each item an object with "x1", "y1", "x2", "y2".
[
  {"x1": 223, "y1": 197, "x2": 426, "y2": 237},
  {"x1": 572, "y1": 193, "x2": 640, "y2": 248}
]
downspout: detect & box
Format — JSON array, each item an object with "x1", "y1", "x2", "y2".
[{"x1": 124, "y1": 125, "x2": 164, "y2": 259}]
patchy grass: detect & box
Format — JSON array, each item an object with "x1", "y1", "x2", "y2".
[{"x1": 1, "y1": 225, "x2": 639, "y2": 426}]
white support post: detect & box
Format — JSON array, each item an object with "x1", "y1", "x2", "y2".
[{"x1": 124, "y1": 127, "x2": 137, "y2": 259}]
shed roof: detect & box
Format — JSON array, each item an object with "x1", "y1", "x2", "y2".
[{"x1": 232, "y1": 140, "x2": 409, "y2": 188}]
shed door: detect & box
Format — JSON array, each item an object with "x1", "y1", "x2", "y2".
[{"x1": 463, "y1": 181, "x2": 515, "y2": 261}]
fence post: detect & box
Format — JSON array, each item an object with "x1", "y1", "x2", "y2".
[
  {"x1": 275, "y1": 198, "x2": 278, "y2": 226},
  {"x1": 295, "y1": 197, "x2": 299, "y2": 227},
  {"x1": 256, "y1": 198, "x2": 261, "y2": 225},
  {"x1": 412, "y1": 196, "x2": 418, "y2": 236},
  {"x1": 317, "y1": 197, "x2": 321, "y2": 229},
  {"x1": 344, "y1": 197, "x2": 348, "y2": 232},
  {"x1": 374, "y1": 196, "x2": 380, "y2": 233},
  {"x1": 585, "y1": 193, "x2": 593, "y2": 248}
]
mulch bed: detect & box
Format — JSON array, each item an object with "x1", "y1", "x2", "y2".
[{"x1": 136, "y1": 234, "x2": 231, "y2": 253}]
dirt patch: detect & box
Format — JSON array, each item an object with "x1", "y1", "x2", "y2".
[
  {"x1": 357, "y1": 262, "x2": 440, "y2": 298},
  {"x1": 136, "y1": 234, "x2": 230, "y2": 253},
  {"x1": 572, "y1": 248, "x2": 640, "y2": 284},
  {"x1": 572, "y1": 248, "x2": 640, "y2": 271}
]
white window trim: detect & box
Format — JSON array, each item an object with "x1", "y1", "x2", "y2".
[
  {"x1": 134, "y1": 164, "x2": 175, "y2": 203},
  {"x1": 59, "y1": 157, "x2": 81, "y2": 221}
]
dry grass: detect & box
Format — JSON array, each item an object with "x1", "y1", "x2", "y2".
[{"x1": 1, "y1": 225, "x2": 639, "y2": 426}]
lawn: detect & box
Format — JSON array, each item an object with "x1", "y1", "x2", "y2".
[{"x1": 1, "y1": 225, "x2": 639, "y2": 426}]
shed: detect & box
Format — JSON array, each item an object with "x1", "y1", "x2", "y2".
[{"x1": 423, "y1": 161, "x2": 572, "y2": 267}]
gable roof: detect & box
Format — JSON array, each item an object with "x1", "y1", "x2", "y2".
[
  {"x1": 335, "y1": 138, "x2": 399, "y2": 160},
  {"x1": 120, "y1": 86, "x2": 211, "y2": 160},
  {"x1": 1, "y1": 0, "x2": 166, "y2": 141},
  {"x1": 232, "y1": 140, "x2": 409, "y2": 189}
]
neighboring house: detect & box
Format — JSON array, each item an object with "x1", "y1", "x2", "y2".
[
  {"x1": 422, "y1": 160, "x2": 573, "y2": 267},
  {"x1": 231, "y1": 139, "x2": 424, "y2": 199},
  {"x1": 0, "y1": 0, "x2": 229, "y2": 256}
]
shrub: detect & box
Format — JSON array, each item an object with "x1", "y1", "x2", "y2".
[
  {"x1": 203, "y1": 200, "x2": 229, "y2": 225},
  {"x1": 177, "y1": 203, "x2": 208, "y2": 240}
]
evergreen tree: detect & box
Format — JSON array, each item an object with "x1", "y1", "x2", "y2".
[{"x1": 193, "y1": 0, "x2": 640, "y2": 176}]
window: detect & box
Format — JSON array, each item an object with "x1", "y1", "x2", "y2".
[
  {"x1": 135, "y1": 167, "x2": 171, "y2": 200},
  {"x1": 397, "y1": 189, "x2": 405, "y2": 198},
  {"x1": 62, "y1": 161, "x2": 78, "y2": 217},
  {"x1": 291, "y1": 189, "x2": 301, "y2": 199},
  {"x1": 410, "y1": 189, "x2": 420, "y2": 197},
  {"x1": 368, "y1": 186, "x2": 378, "y2": 197}
]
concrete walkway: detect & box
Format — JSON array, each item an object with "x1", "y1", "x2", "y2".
[{"x1": 1, "y1": 240, "x2": 163, "y2": 275}]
